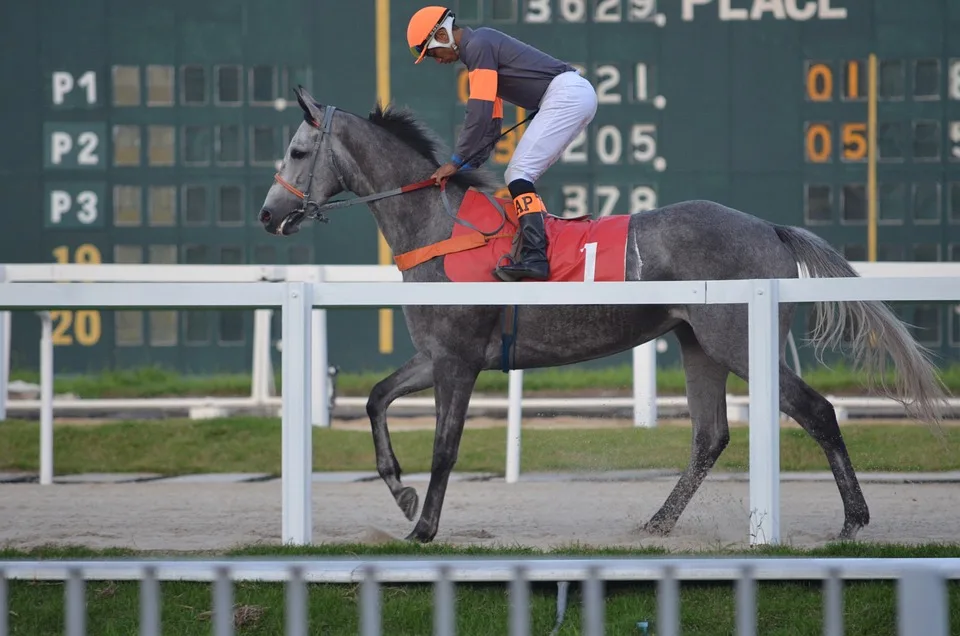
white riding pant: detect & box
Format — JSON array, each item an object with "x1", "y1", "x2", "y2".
[{"x1": 504, "y1": 70, "x2": 598, "y2": 185}]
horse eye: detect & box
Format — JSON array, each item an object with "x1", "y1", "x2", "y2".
[{"x1": 290, "y1": 149, "x2": 307, "y2": 160}]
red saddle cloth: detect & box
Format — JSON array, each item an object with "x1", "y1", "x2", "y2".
[{"x1": 393, "y1": 189, "x2": 631, "y2": 282}]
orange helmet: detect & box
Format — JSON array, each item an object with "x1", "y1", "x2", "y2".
[{"x1": 407, "y1": 6, "x2": 455, "y2": 64}]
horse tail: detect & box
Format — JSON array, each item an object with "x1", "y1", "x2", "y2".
[{"x1": 773, "y1": 224, "x2": 949, "y2": 433}]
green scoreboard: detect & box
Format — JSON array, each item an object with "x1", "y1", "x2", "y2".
[{"x1": 1, "y1": 0, "x2": 958, "y2": 375}]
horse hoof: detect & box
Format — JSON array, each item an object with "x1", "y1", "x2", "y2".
[
  {"x1": 404, "y1": 526, "x2": 435, "y2": 544},
  {"x1": 838, "y1": 521, "x2": 863, "y2": 541},
  {"x1": 397, "y1": 487, "x2": 419, "y2": 521}
]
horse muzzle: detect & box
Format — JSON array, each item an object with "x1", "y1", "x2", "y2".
[
  {"x1": 258, "y1": 207, "x2": 304, "y2": 236},
  {"x1": 276, "y1": 211, "x2": 305, "y2": 236}
]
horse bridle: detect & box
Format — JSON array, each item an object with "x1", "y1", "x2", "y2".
[
  {"x1": 272, "y1": 106, "x2": 342, "y2": 234},
  {"x1": 272, "y1": 102, "x2": 513, "y2": 238}
]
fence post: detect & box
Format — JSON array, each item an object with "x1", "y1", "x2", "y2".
[
  {"x1": 747, "y1": 278, "x2": 780, "y2": 545},
  {"x1": 311, "y1": 267, "x2": 329, "y2": 428},
  {"x1": 38, "y1": 311, "x2": 54, "y2": 486},
  {"x1": 633, "y1": 342, "x2": 657, "y2": 427},
  {"x1": 282, "y1": 281, "x2": 313, "y2": 545},
  {"x1": 0, "y1": 264, "x2": 8, "y2": 422},
  {"x1": 505, "y1": 369, "x2": 523, "y2": 484},
  {"x1": 251, "y1": 309, "x2": 273, "y2": 405}
]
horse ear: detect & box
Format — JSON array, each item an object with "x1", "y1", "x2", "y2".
[{"x1": 294, "y1": 85, "x2": 324, "y2": 124}]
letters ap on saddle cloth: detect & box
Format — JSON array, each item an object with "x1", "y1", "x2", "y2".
[{"x1": 404, "y1": 5, "x2": 632, "y2": 284}]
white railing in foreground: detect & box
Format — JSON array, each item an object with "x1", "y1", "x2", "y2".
[
  {"x1": 0, "y1": 276, "x2": 957, "y2": 548},
  {"x1": 0, "y1": 557, "x2": 955, "y2": 636},
  {"x1": 3, "y1": 261, "x2": 959, "y2": 433}
]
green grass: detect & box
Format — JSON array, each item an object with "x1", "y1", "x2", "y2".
[
  {"x1": 13, "y1": 361, "x2": 960, "y2": 398},
  {"x1": 3, "y1": 543, "x2": 959, "y2": 635},
  {"x1": 0, "y1": 417, "x2": 956, "y2": 475}
]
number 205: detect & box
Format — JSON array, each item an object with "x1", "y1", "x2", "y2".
[
  {"x1": 560, "y1": 184, "x2": 657, "y2": 217},
  {"x1": 562, "y1": 123, "x2": 658, "y2": 165}
]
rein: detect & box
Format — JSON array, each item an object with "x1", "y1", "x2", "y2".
[{"x1": 273, "y1": 105, "x2": 537, "y2": 234}]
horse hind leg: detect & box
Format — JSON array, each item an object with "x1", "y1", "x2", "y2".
[
  {"x1": 675, "y1": 304, "x2": 869, "y2": 541},
  {"x1": 366, "y1": 351, "x2": 434, "y2": 521},
  {"x1": 644, "y1": 323, "x2": 731, "y2": 535},
  {"x1": 779, "y1": 366, "x2": 869, "y2": 540}
]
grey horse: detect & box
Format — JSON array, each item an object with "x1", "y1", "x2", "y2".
[{"x1": 259, "y1": 86, "x2": 947, "y2": 544}]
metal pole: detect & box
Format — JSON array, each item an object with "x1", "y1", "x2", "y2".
[
  {"x1": 360, "y1": 565, "x2": 381, "y2": 636},
  {"x1": 286, "y1": 566, "x2": 307, "y2": 636},
  {"x1": 214, "y1": 566, "x2": 233, "y2": 636},
  {"x1": 898, "y1": 568, "x2": 947, "y2": 636},
  {"x1": 139, "y1": 566, "x2": 160, "y2": 636}
]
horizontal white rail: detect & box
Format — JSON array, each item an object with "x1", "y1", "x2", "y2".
[
  {"x1": 1, "y1": 261, "x2": 955, "y2": 433},
  {"x1": 0, "y1": 276, "x2": 956, "y2": 548},
  {"x1": 0, "y1": 557, "x2": 952, "y2": 636},
  {"x1": 3, "y1": 556, "x2": 959, "y2": 582}
]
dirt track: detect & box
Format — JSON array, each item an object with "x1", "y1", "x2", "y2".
[{"x1": 3, "y1": 475, "x2": 959, "y2": 552}]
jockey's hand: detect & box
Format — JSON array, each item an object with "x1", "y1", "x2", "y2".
[{"x1": 430, "y1": 162, "x2": 459, "y2": 185}]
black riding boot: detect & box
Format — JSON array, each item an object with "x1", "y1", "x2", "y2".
[
  {"x1": 495, "y1": 210, "x2": 550, "y2": 281},
  {"x1": 496, "y1": 178, "x2": 551, "y2": 281}
]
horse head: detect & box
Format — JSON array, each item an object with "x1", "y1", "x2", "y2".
[{"x1": 258, "y1": 86, "x2": 346, "y2": 236}]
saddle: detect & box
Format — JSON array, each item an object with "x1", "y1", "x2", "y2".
[
  {"x1": 392, "y1": 188, "x2": 631, "y2": 372},
  {"x1": 393, "y1": 188, "x2": 630, "y2": 283}
]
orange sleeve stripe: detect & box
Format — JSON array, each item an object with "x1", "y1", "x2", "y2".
[
  {"x1": 492, "y1": 97, "x2": 503, "y2": 119},
  {"x1": 467, "y1": 68, "x2": 498, "y2": 102}
]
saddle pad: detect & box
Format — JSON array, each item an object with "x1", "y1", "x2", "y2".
[{"x1": 444, "y1": 189, "x2": 632, "y2": 282}]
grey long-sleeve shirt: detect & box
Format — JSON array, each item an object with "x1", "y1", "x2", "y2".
[{"x1": 452, "y1": 26, "x2": 576, "y2": 169}]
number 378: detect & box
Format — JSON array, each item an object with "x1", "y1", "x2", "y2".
[{"x1": 561, "y1": 184, "x2": 657, "y2": 217}]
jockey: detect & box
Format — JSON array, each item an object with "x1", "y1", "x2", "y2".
[{"x1": 406, "y1": 6, "x2": 598, "y2": 281}]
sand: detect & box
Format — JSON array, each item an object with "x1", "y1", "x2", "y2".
[{"x1": 3, "y1": 476, "x2": 958, "y2": 552}]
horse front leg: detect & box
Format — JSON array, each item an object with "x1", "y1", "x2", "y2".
[
  {"x1": 406, "y1": 356, "x2": 479, "y2": 543},
  {"x1": 366, "y1": 352, "x2": 434, "y2": 521}
]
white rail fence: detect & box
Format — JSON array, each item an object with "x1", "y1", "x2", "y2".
[
  {"x1": 0, "y1": 556, "x2": 955, "y2": 635},
  {"x1": 2, "y1": 262, "x2": 960, "y2": 434},
  {"x1": 0, "y1": 276, "x2": 957, "y2": 547}
]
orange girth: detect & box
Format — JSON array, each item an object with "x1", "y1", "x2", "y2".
[
  {"x1": 394, "y1": 230, "x2": 515, "y2": 271},
  {"x1": 393, "y1": 189, "x2": 519, "y2": 271}
]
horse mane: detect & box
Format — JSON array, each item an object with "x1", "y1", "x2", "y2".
[{"x1": 366, "y1": 102, "x2": 499, "y2": 192}]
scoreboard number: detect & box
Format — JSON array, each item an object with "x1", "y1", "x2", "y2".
[
  {"x1": 523, "y1": 0, "x2": 659, "y2": 22},
  {"x1": 561, "y1": 123, "x2": 661, "y2": 167},
  {"x1": 949, "y1": 122, "x2": 960, "y2": 159},
  {"x1": 804, "y1": 121, "x2": 866, "y2": 162},
  {"x1": 561, "y1": 184, "x2": 658, "y2": 217},
  {"x1": 950, "y1": 60, "x2": 960, "y2": 100},
  {"x1": 805, "y1": 60, "x2": 865, "y2": 101},
  {"x1": 50, "y1": 244, "x2": 103, "y2": 347}
]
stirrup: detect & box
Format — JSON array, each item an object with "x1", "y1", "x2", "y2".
[{"x1": 494, "y1": 260, "x2": 549, "y2": 281}]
